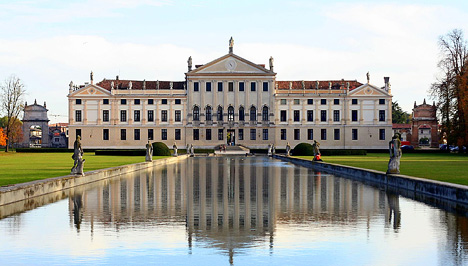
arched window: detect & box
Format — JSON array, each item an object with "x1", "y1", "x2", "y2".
[
  {"x1": 239, "y1": 106, "x2": 245, "y2": 121},
  {"x1": 193, "y1": 106, "x2": 200, "y2": 121},
  {"x1": 228, "y1": 106, "x2": 234, "y2": 121},
  {"x1": 262, "y1": 106, "x2": 269, "y2": 121},
  {"x1": 250, "y1": 106, "x2": 257, "y2": 121},
  {"x1": 206, "y1": 106, "x2": 212, "y2": 121},
  {"x1": 217, "y1": 106, "x2": 223, "y2": 121}
]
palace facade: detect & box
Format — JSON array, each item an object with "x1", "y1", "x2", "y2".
[{"x1": 68, "y1": 40, "x2": 393, "y2": 150}]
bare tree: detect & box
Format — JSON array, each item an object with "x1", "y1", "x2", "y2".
[
  {"x1": 430, "y1": 29, "x2": 468, "y2": 147},
  {"x1": 0, "y1": 75, "x2": 26, "y2": 152}
]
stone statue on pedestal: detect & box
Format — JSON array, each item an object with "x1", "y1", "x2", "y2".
[
  {"x1": 190, "y1": 144, "x2": 194, "y2": 157},
  {"x1": 71, "y1": 136, "x2": 85, "y2": 176},
  {"x1": 286, "y1": 142, "x2": 291, "y2": 156},
  {"x1": 312, "y1": 140, "x2": 322, "y2": 161},
  {"x1": 145, "y1": 141, "x2": 153, "y2": 162},
  {"x1": 267, "y1": 144, "x2": 272, "y2": 156},
  {"x1": 387, "y1": 134, "x2": 402, "y2": 174},
  {"x1": 173, "y1": 143, "x2": 178, "y2": 156},
  {"x1": 272, "y1": 144, "x2": 276, "y2": 155}
]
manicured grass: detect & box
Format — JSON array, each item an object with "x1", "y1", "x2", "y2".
[
  {"x1": 0, "y1": 152, "x2": 168, "y2": 187},
  {"x1": 297, "y1": 153, "x2": 468, "y2": 186}
]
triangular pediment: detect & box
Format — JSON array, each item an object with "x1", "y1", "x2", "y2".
[
  {"x1": 69, "y1": 84, "x2": 112, "y2": 97},
  {"x1": 187, "y1": 54, "x2": 274, "y2": 76},
  {"x1": 349, "y1": 84, "x2": 390, "y2": 96}
]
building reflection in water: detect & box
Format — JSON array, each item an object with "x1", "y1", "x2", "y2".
[{"x1": 66, "y1": 156, "x2": 468, "y2": 264}]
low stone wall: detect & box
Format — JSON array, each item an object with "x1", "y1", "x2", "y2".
[
  {"x1": 274, "y1": 155, "x2": 468, "y2": 204},
  {"x1": 0, "y1": 155, "x2": 188, "y2": 206}
]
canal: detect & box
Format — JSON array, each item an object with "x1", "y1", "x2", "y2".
[{"x1": 1, "y1": 157, "x2": 467, "y2": 265}]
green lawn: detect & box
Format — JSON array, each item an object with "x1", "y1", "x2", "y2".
[
  {"x1": 0, "y1": 152, "x2": 168, "y2": 187},
  {"x1": 297, "y1": 153, "x2": 468, "y2": 186}
]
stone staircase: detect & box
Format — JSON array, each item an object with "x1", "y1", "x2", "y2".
[{"x1": 214, "y1": 145, "x2": 250, "y2": 156}]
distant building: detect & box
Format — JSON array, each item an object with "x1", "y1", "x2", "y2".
[
  {"x1": 49, "y1": 123, "x2": 69, "y2": 148},
  {"x1": 67, "y1": 38, "x2": 393, "y2": 150},
  {"x1": 21, "y1": 100, "x2": 50, "y2": 148},
  {"x1": 392, "y1": 123, "x2": 411, "y2": 142},
  {"x1": 410, "y1": 99, "x2": 439, "y2": 148}
]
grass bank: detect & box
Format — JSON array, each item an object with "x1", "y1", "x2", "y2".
[
  {"x1": 297, "y1": 153, "x2": 468, "y2": 186},
  {"x1": 0, "y1": 151, "x2": 168, "y2": 187}
]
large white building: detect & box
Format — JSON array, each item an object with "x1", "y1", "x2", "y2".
[{"x1": 68, "y1": 39, "x2": 392, "y2": 150}]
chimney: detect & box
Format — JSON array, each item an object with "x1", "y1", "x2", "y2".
[{"x1": 116, "y1": 75, "x2": 119, "y2": 81}]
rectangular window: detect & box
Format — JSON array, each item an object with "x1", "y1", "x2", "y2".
[
  {"x1": 161, "y1": 129, "x2": 167, "y2": 140},
  {"x1": 134, "y1": 99, "x2": 140, "y2": 105},
  {"x1": 134, "y1": 129, "x2": 140, "y2": 140},
  {"x1": 175, "y1": 99, "x2": 181, "y2": 104},
  {"x1": 321, "y1": 99, "x2": 327, "y2": 105},
  {"x1": 193, "y1": 129, "x2": 199, "y2": 140},
  {"x1": 218, "y1": 129, "x2": 224, "y2": 140},
  {"x1": 321, "y1": 110, "x2": 327, "y2": 122},
  {"x1": 251, "y1": 82, "x2": 256, "y2": 91},
  {"x1": 379, "y1": 99, "x2": 385, "y2": 105},
  {"x1": 239, "y1": 108, "x2": 244, "y2": 121},
  {"x1": 333, "y1": 110, "x2": 340, "y2": 122},
  {"x1": 239, "y1": 82, "x2": 244, "y2": 91},
  {"x1": 120, "y1": 110, "x2": 127, "y2": 122},
  {"x1": 148, "y1": 129, "x2": 154, "y2": 140},
  {"x1": 103, "y1": 110, "x2": 109, "y2": 122},
  {"x1": 76, "y1": 129, "x2": 81, "y2": 138},
  {"x1": 75, "y1": 110, "x2": 82, "y2": 122},
  {"x1": 307, "y1": 129, "x2": 313, "y2": 140},
  {"x1": 238, "y1": 129, "x2": 244, "y2": 140},
  {"x1": 294, "y1": 129, "x2": 300, "y2": 140},
  {"x1": 218, "y1": 82, "x2": 223, "y2": 92},
  {"x1": 294, "y1": 99, "x2": 300, "y2": 105},
  {"x1": 379, "y1": 110, "x2": 386, "y2": 121},
  {"x1": 161, "y1": 99, "x2": 168, "y2": 104},
  {"x1": 281, "y1": 129, "x2": 287, "y2": 140},
  {"x1": 148, "y1": 99, "x2": 154, "y2": 105},
  {"x1": 263, "y1": 129, "x2": 268, "y2": 140},
  {"x1": 334, "y1": 129, "x2": 340, "y2": 140},
  {"x1": 379, "y1": 129, "x2": 385, "y2": 140},
  {"x1": 121, "y1": 99, "x2": 127, "y2": 105},
  {"x1": 194, "y1": 82, "x2": 199, "y2": 92},
  {"x1": 175, "y1": 110, "x2": 181, "y2": 122},
  {"x1": 307, "y1": 99, "x2": 313, "y2": 105},
  {"x1": 206, "y1": 129, "x2": 212, "y2": 140},
  {"x1": 228, "y1": 82, "x2": 234, "y2": 92},
  {"x1": 148, "y1": 110, "x2": 154, "y2": 122},
  {"x1": 294, "y1": 110, "x2": 300, "y2": 122},
  {"x1": 206, "y1": 82, "x2": 212, "y2": 92},
  {"x1": 75, "y1": 99, "x2": 82, "y2": 105},
  {"x1": 250, "y1": 129, "x2": 256, "y2": 140},
  {"x1": 307, "y1": 110, "x2": 313, "y2": 122},
  {"x1": 321, "y1": 129, "x2": 327, "y2": 140},
  {"x1": 161, "y1": 110, "x2": 167, "y2": 122},
  {"x1": 103, "y1": 129, "x2": 109, "y2": 140},
  {"x1": 352, "y1": 110, "x2": 358, "y2": 121},
  {"x1": 263, "y1": 82, "x2": 268, "y2": 91},
  {"x1": 352, "y1": 129, "x2": 358, "y2": 140},
  {"x1": 352, "y1": 99, "x2": 358, "y2": 105},
  {"x1": 103, "y1": 99, "x2": 109, "y2": 105},
  {"x1": 334, "y1": 99, "x2": 340, "y2": 105},
  {"x1": 175, "y1": 129, "x2": 181, "y2": 140},
  {"x1": 280, "y1": 99, "x2": 287, "y2": 105},
  {"x1": 120, "y1": 129, "x2": 126, "y2": 140},
  {"x1": 280, "y1": 110, "x2": 287, "y2": 122},
  {"x1": 134, "y1": 110, "x2": 140, "y2": 122}
]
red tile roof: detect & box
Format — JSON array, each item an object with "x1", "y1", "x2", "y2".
[
  {"x1": 96, "y1": 79, "x2": 186, "y2": 91},
  {"x1": 392, "y1": 124, "x2": 411, "y2": 129},
  {"x1": 276, "y1": 80, "x2": 362, "y2": 91}
]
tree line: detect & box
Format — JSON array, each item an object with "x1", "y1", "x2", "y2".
[
  {"x1": 0, "y1": 75, "x2": 26, "y2": 152},
  {"x1": 430, "y1": 29, "x2": 468, "y2": 147}
]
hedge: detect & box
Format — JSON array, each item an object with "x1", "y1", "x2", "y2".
[
  {"x1": 95, "y1": 150, "x2": 146, "y2": 156},
  {"x1": 16, "y1": 148, "x2": 73, "y2": 153}
]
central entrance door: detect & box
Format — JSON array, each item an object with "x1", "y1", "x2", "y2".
[{"x1": 227, "y1": 129, "x2": 235, "y2": 146}]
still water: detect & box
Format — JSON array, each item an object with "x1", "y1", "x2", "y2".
[{"x1": 1, "y1": 157, "x2": 468, "y2": 265}]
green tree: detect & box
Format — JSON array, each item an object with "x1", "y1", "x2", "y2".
[
  {"x1": 430, "y1": 29, "x2": 468, "y2": 147},
  {"x1": 392, "y1": 101, "x2": 410, "y2": 124}
]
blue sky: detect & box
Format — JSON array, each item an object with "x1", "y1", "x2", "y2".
[{"x1": 1, "y1": 0, "x2": 467, "y2": 123}]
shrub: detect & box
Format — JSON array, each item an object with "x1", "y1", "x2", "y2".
[
  {"x1": 152, "y1": 142, "x2": 171, "y2": 156},
  {"x1": 292, "y1": 143, "x2": 314, "y2": 156}
]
